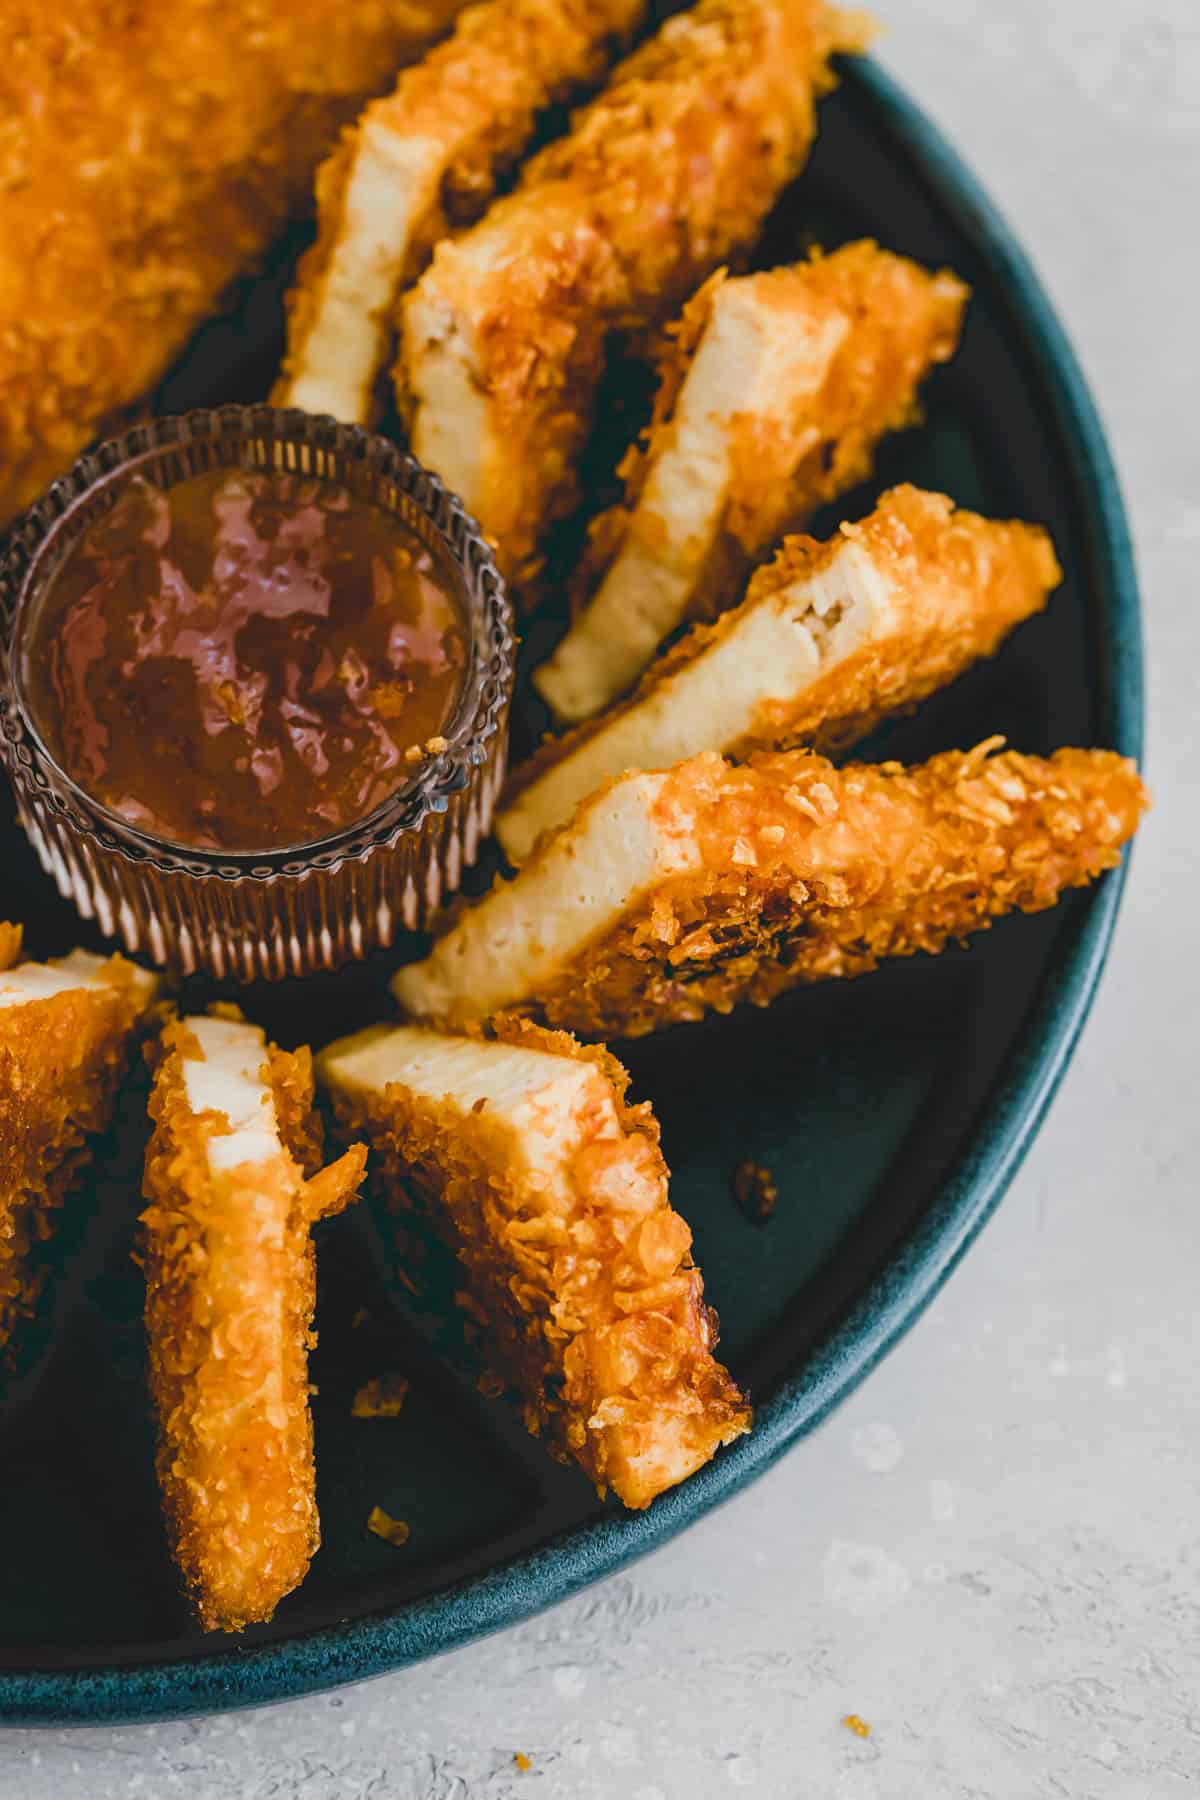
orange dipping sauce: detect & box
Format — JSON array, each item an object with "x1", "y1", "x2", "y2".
[{"x1": 23, "y1": 468, "x2": 467, "y2": 851}]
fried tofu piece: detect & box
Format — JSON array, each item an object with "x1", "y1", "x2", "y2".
[
  {"x1": 395, "y1": 742, "x2": 1147, "y2": 1038},
  {"x1": 0, "y1": 0, "x2": 470, "y2": 523},
  {"x1": 499, "y1": 486, "x2": 1059, "y2": 862},
  {"x1": 141, "y1": 1013, "x2": 365, "y2": 1632},
  {"x1": 277, "y1": 0, "x2": 646, "y2": 423},
  {"x1": 0, "y1": 932, "x2": 158, "y2": 1350},
  {"x1": 398, "y1": 0, "x2": 873, "y2": 582},
  {"x1": 317, "y1": 1018, "x2": 750, "y2": 1506},
  {"x1": 534, "y1": 245, "x2": 968, "y2": 721}
]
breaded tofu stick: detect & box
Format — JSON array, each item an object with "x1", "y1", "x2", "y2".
[
  {"x1": 0, "y1": 931, "x2": 158, "y2": 1350},
  {"x1": 398, "y1": 0, "x2": 872, "y2": 581},
  {"x1": 534, "y1": 245, "x2": 968, "y2": 722},
  {"x1": 317, "y1": 1017, "x2": 750, "y2": 1506},
  {"x1": 277, "y1": 0, "x2": 647, "y2": 423},
  {"x1": 0, "y1": 0, "x2": 470, "y2": 523},
  {"x1": 141, "y1": 1013, "x2": 365, "y2": 1632},
  {"x1": 499, "y1": 487, "x2": 1060, "y2": 862},
  {"x1": 395, "y1": 742, "x2": 1147, "y2": 1038}
]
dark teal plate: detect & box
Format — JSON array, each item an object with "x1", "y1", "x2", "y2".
[{"x1": 0, "y1": 56, "x2": 1143, "y2": 1723}]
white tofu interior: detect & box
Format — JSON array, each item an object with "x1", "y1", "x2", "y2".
[
  {"x1": 404, "y1": 223, "x2": 522, "y2": 523},
  {"x1": 0, "y1": 950, "x2": 155, "y2": 1010},
  {"x1": 500, "y1": 535, "x2": 890, "y2": 863},
  {"x1": 393, "y1": 771, "x2": 697, "y2": 1022},
  {"x1": 285, "y1": 125, "x2": 445, "y2": 424},
  {"x1": 319, "y1": 1024, "x2": 617, "y2": 1197},
  {"x1": 533, "y1": 278, "x2": 848, "y2": 723},
  {"x1": 180, "y1": 1016, "x2": 283, "y2": 1175},
  {"x1": 0, "y1": 950, "x2": 108, "y2": 1009}
]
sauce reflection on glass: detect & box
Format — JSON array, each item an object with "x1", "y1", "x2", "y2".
[{"x1": 23, "y1": 468, "x2": 468, "y2": 851}]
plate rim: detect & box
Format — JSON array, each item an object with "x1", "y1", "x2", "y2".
[{"x1": 0, "y1": 53, "x2": 1144, "y2": 1725}]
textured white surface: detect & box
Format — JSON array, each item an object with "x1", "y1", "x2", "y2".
[
  {"x1": 180, "y1": 1016, "x2": 280, "y2": 1175},
  {"x1": 3, "y1": 0, "x2": 1197, "y2": 1790}
]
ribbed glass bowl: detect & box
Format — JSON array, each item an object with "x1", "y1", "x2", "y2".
[{"x1": 0, "y1": 406, "x2": 514, "y2": 980}]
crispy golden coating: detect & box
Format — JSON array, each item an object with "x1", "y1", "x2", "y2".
[
  {"x1": 398, "y1": 0, "x2": 873, "y2": 582},
  {"x1": 735, "y1": 487, "x2": 1061, "y2": 752},
  {"x1": 538, "y1": 745, "x2": 1148, "y2": 1036},
  {"x1": 500, "y1": 486, "x2": 1061, "y2": 861},
  {"x1": 319, "y1": 1018, "x2": 750, "y2": 1506},
  {"x1": 141, "y1": 1016, "x2": 365, "y2": 1633},
  {"x1": 721, "y1": 242, "x2": 967, "y2": 555},
  {"x1": 0, "y1": 0, "x2": 469, "y2": 523},
  {"x1": 536, "y1": 244, "x2": 967, "y2": 718},
  {"x1": 277, "y1": 0, "x2": 646, "y2": 421},
  {"x1": 0, "y1": 942, "x2": 156, "y2": 1350},
  {"x1": 397, "y1": 743, "x2": 1148, "y2": 1038}
]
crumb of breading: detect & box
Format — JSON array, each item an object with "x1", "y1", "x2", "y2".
[
  {"x1": 513, "y1": 1752, "x2": 533, "y2": 1771},
  {"x1": 367, "y1": 1505, "x2": 411, "y2": 1547},
  {"x1": 352, "y1": 1373, "x2": 411, "y2": 1418},
  {"x1": 842, "y1": 1714, "x2": 871, "y2": 1738},
  {"x1": 733, "y1": 1161, "x2": 778, "y2": 1226}
]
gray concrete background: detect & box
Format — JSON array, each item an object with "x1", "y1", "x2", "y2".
[{"x1": 3, "y1": 0, "x2": 1197, "y2": 1792}]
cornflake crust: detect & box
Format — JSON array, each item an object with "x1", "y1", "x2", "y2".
[
  {"x1": 500, "y1": 484, "x2": 1059, "y2": 863},
  {"x1": 395, "y1": 742, "x2": 1148, "y2": 1039},
  {"x1": 277, "y1": 0, "x2": 646, "y2": 423},
  {"x1": 0, "y1": 0, "x2": 470, "y2": 523},
  {"x1": 0, "y1": 933, "x2": 158, "y2": 1351},
  {"x1": 534, "y1": 242, "x2": 968, "y2": 723},
  {"x1": 141, "y1": 1012, "x2": 365, "y2": 1633},
  {"x1": 317, "y1": 1018, "x2": 751, "y2": 1507},
  {"x1": 397, "y1": 0, "x2": 873, "y2": 584}
]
